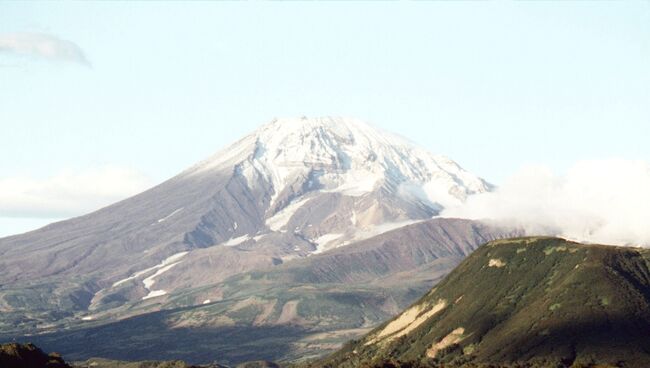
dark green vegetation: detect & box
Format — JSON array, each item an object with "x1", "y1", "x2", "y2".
[
  {"x1": 0, "y1": 342, "x2": 70, "y2": 368},
  {"x1": 309, "y1": 237, "x2": 650, "y2": 368}
]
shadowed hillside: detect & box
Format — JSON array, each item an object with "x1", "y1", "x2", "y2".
[
  {"x1": 310, "y1": 237, "x2": 650, "y2": 367},
  {"x1": 0, "y1": 343, "x2": 70, "y2": 368}
]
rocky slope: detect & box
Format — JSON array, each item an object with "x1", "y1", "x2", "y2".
[
  {"x1": 313, "y1": 237, "x2": 650, "y2": 367},
  {"x1": 9, "y1": 219, "x2": 519, "y2": 365}
]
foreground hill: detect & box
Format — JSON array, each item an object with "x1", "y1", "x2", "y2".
[
  {"x1": 313, "y1": 237, "x2": 650, "y2": 367},
  {"x1": 0, "y1": 343, "x2": 70, "y2": 368}
]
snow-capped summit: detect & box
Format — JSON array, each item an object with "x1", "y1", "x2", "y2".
[{"x1": 191, "y1": 116, "x2": 490, "y2": 211}]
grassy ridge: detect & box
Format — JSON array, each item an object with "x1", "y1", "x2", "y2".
[{"x1": 310, "y1": 237, "x2": 650, "y2": 367}]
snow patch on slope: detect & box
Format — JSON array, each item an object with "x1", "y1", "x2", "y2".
[
  {"x1": 113, "y1": 264, "x2": 161, "y2": 287},
  {"x1": 349, "y1": 220, "x2": 422, "y2": 244},
  {"x1": 312, "y1": 233, "x2": 345, "y2": 254},
  {"x1": 222, "y1": 234, "x2": 251, "y2": 247},
  {"x1": 156, "y1": 208, "x2": 183, "y2": 223},
  {"x1": 266, "y1": 197, "x2": 311, "y2": 231},
  {"x1": 321, "y1": 170, "x2": 382, "y2": 196},
  {"x1": 111, "y1": 251, "x2": 188, "y2": 301},
  {"x1": 142, "y1": 261, "x2": 181, "y2": 289},
  {"x1": 143, "y1": 290, "x2": 167, "y2": 300},
  {"x1": 307, "y1": 220, "x2": 424, "y2": 255},
  {"x1": 140, "y1": 252, "x2": 188, "y2": 300}
]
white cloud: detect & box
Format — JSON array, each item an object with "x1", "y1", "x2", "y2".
[
  {"x1": 0, "y1": 32, "x2": 90, "y2": 66},
  {"x1": 0, "y1": 217, "x2": 65, "y2": 238},
  {"x1": 0, "y1": 166, "x2": 152, "y2": 218},
  {"x1": 442, "y1": 159, "x2": 650, "y2": 247}
]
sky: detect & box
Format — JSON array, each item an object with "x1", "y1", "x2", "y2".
[{"x1": 0, "y1": 2, "x2": 649, "y2": 237}]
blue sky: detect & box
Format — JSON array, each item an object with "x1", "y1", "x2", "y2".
[{"x1": 1, "y1": 2, "x2": 649, "y2": 236}]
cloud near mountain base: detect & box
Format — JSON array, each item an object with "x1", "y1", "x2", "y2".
[
  {"x1": 442, "y1": 159, "x2": 650, "y2": 247},
  {"x1": 0, "y1": 166, "x2": 151, "y2": 218}
]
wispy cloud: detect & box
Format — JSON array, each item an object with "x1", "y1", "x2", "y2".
[
  {"x1": 443, "y1": 159, "x2": 650, "y2": 247},
  {"x1": 0, "y1": 166, "x2": 151, "y2": 218},
  {"x1": 0, "y1": 32, "x2": 90, "y2": 66}
]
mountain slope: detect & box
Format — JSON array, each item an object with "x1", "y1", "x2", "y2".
[
  {"x1": 0, "y1": 116, "x2": 491, "y2": 332},
  {"x1": 7, "y1": 219, "x2": 520, "y2": 365},
  {"x1": 314, "y1": 237, "x2": 650, "y2": 367}
]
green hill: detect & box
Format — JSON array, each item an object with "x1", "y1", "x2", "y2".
[{"x1": 310, "y1": 237, "x2": 650, "y2": 367}]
